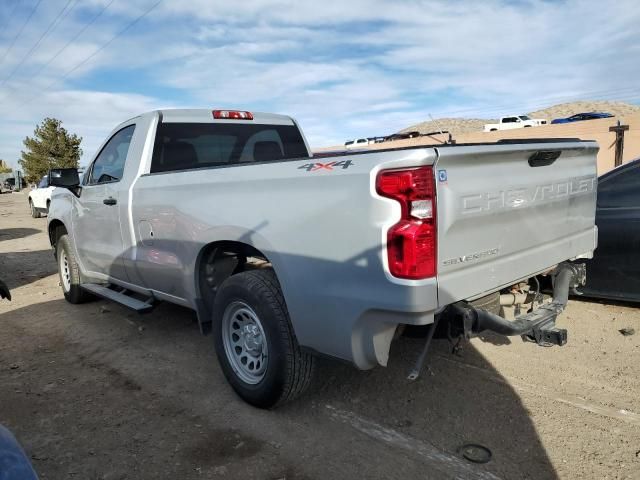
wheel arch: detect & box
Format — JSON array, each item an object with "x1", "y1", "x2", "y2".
[
  {"x1": 48, "y1": 219, "x2": 67, "y2": 247},
  {"x1": 194, "y1": 239, "x2": 277, "y2": 334}
]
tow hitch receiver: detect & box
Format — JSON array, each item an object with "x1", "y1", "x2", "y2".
[
  {"x1": 522, "y1": 306, "x2": 568, "y2": 346},
  {"x1": 455, "y1": 262, "x2": 586, "y2": 346}
]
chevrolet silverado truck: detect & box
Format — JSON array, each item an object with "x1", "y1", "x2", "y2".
[
  {"x1": 47, "y1": 109, "x2": 598, "y2": 408},
  {"x1": 483, "y1": 115, "x2": 548, "y2": 132}
]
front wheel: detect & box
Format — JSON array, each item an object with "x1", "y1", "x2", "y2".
[
  {"x1": 56, "y1": 234, "x2": 93, "y2": 304},
  {"x1": 212, "y1": 269, "x2": 314, "y2": 408},
  {"x1": 29, "y1": 200, "x2": 41, "y2": 218}
]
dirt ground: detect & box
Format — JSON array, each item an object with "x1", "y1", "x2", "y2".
[{"x1": 1, "y1": 191, "x2": 639, "y2": 480}]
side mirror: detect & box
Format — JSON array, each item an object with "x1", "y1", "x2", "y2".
[{"x1": 49, "y1": 168, "x2": 80, "y2": 188}]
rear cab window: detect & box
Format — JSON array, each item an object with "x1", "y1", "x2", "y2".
[{"x1": 151, "y1": 122, "x2": 309, "y2": 173}]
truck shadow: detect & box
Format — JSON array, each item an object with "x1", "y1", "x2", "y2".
[
  {"x1": 0, "y1": 228, "x2": 41, "y2": 241},
  {"x1": 298, "y1": 335, "x2": 556, "y2": 479},
  {"x1": 1, "y1": 295, "x2": 559, "y2": 480},
  {"x1": 0, "y1": 249, "x2": 57, "y2": 289}
]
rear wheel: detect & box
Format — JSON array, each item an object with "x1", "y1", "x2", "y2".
[
  {"x1": 212, "y1": 269, "x2": 314, "y2": 408},
  {"x1": 46, "y1": 200, "x2": 51, "y2": 215},
  {"x1": 29, "y1": 199, "x2": 41, "y2": 218},
  {"x1": 56, "y1": 234, "x2": 93, "y2": 304}
]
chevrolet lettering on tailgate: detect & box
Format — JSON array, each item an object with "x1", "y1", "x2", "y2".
[{"x1": 461, "y1": 175, "x2": 596, "y2": 215}]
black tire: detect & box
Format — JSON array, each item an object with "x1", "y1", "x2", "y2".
[
  {"x1": 46, "y1": 200, "x2": 50, "y2": 215},
  {"x1": 29, "y1": 199, "x2": 41, "y2": 218},
  {"x1": 56, "y1": 234, "x2": 93, "y2": 304},
  {"x1": 212, "y1": 269, "x2": 314, "y2": 409}
]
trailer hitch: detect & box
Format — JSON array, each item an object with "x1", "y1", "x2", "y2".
[{"x1": 454, "y1": 262, "x2": 586, "y2": 346}]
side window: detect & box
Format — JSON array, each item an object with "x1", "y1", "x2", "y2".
[
  {"x1": 503, "y1": 117, "x2": 517, "y2": 123},
  {"x1": 88, "y1": 125, "x2": 135, "y2": 185},
  {"x1": 38, "y1": 176, "x2": 48, "y2": 188},
  {"x1": 598, "y1": 164, "x2": 640, "y2": 209}
]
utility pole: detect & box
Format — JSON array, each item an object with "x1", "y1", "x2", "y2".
[
  {"x1": 15, "y1": 170, "x2": 22, "y2": 192},
  {"x1": 609, "y1": 121, "x2": 630, "y2": 167}
]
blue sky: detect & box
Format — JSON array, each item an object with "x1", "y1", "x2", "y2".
[{"x1": 0, "y1": 0, "x2": 639, "y2": 168}]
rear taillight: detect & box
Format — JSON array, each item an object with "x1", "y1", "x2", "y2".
[{"x1": 376, "y1": 166, "x2": 437, "y2": 279}]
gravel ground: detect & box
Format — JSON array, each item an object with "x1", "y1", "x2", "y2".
[{"x1": 1, "y1": 191, "x2": 639, "y2": 480}]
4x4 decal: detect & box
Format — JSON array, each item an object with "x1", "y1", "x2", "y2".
[{"x1": 298, "y1": 160, "x2": 354, "y2": 172}]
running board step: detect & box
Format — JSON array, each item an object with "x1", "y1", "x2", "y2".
[{"x1": 81, "y1": 284, "x2": 155, "y2": 313}]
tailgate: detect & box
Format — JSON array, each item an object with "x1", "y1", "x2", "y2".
[{"x1": 434, "y1": 141, "x2": 598, "y2": 306}]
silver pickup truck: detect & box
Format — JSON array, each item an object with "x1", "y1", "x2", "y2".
[{"x1": 47, "y1": 109, "x2": 598, "y2": 408}]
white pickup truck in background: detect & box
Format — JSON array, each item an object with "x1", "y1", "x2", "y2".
[
  {"x1": 28, "y1": 174, "x2": 55, "y2": 218},
  {"x1": 344, "y1": 138, "x2": 370, "y2": 148},
  {"x1": 47, "y1": 108, "x2": 597, "y2": 408},
  {"x1": 484, "y1": 115, "x2": 548, "y2": 132}
]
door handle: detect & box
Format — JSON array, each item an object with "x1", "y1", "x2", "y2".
[{"x1": 103, "y1": 197, "x2": 117, "y2": 206}]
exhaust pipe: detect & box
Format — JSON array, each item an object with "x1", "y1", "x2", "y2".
[{"x1": 499, "y1": 292, "x2": 529, "y2": 306}]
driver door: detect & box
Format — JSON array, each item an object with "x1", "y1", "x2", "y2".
[{"x1": 73, "y1": 124, "x2": 135, "y2": 280}]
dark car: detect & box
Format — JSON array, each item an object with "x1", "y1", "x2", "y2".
[
  {"x1": 551, "y1": 112, "x2": 613, "y2": 124},
  {"x1": 578, "y1": 158, "x2": 640, "y2": 301},
  {"x1": 3, "y1": 177, "x2": 27, "y2": 190}
]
